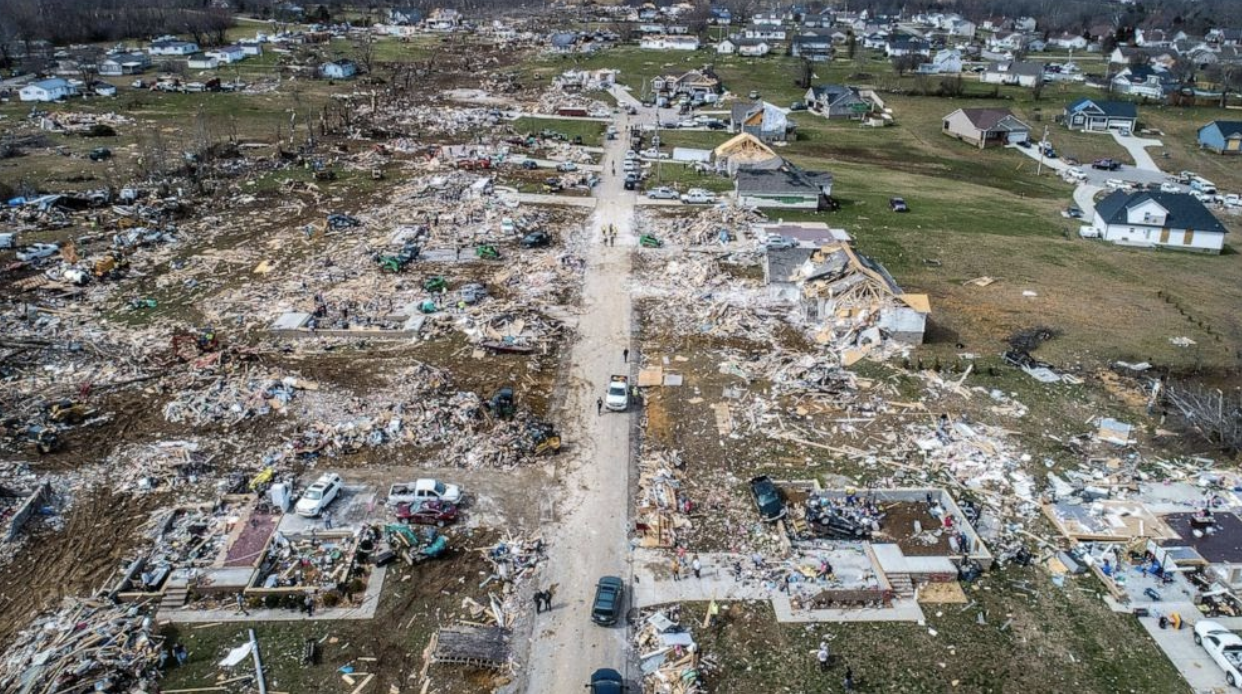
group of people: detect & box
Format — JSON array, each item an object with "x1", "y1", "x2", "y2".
[
  {"x1": 533, "y1": 587, "x2": 555, "y2": 613},
  {"x1": 815, "y1": 642, "x2": 857, "y2": 690},
  {"x1": 805, "y1": 490, "x2": 885, "y2": 540},
  {"x1": 668, "y1": 552, "x2": 703, "y2": 581},
  {"x1": 602, "y1": 223, "x2": 619, "y2": 246}
]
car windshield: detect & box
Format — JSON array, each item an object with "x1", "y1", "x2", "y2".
[
  {"x1": 434, "y1": 481, "x2": 446, "y2": 495},
  {"x1": 305, "y1": 489, "x2": 323, "y2": 500}
]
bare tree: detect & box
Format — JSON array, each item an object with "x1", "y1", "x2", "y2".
[
  {"x1": 1165, "y1": 382, "x2": 1242, "y2": 452},
  {"x1": 891, "y1": 54, "x2": 926, "y2": 77},
  {"x1": 353, "y1": 32, "x2": 376, "y2": 75}
]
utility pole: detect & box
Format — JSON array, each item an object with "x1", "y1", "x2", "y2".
[{"x1": 1036, "y1": 124, "x2": 1048, "y2": 176}]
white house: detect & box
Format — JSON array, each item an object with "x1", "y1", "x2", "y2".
[
  {"x1": 741, "y1": 26, "x2": 788, "y2": 41},
  {"x1": 717, "y1": 38, "x2": 771, "y2": 56},
  {"x1": 980, "y1": 60, "x2": 1044, "y2": 87},
  {"x1": 99, "y1": 52, "x2": 150, "y2": 75},
  {"x1": 237, "y1": 40, "x2": 264, "y2": 56},
  {"x1": 18, "y1": 78, "x2": 74, "y2": 102},
  {"x1": 640, "y1": 35, "x2": 700, "y2": 51},
  {"x1": 917, "y1": 49, "x2": 963, "y2": 74},
  {"x1": 1090, "y1": 190, "x2": 1228, "y2": 254},
  {"x1": 186, "y1": 54, "x2": 219, "y2": 70},
  {"x1": 207, "y1": 45, "x2": 246, "y2": 64},
  {"x1": 320, "y1": 59, "x2": 358, "y2": 79},
  {"x1": 149, "y1": 39, "x2": 199, "y2": 56},
  {"x1": 1047, "y1": 32, "x2": 1088, "y2": 50},
  {"x1": 425, "y1": 8, "x2": 461, "y2": 32}
]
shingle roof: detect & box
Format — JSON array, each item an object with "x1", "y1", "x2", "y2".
[
  {"x1": 958, "y1": 108, "x2": 1029, "y2": 132},
  {"x1": 1213, "y1": 121, "x2": 1242, "y2": 138},
  {"x1": 1067, "y1": 98, "x2": 1138, "y2": 119},
  {"x1": 1095, "y1": 190, "x2": 1228, "y2": 234},
  {"x1": 737, "y1": 166, "x2": 833, "y2": 195}
]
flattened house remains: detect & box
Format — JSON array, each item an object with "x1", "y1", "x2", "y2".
[{"x1": 764, "y1": 243, "x2": 929, "y2": 362}]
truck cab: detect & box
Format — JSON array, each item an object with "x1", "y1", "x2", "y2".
[{"x1": 606, "y1": 375, "x2": 629, "y2": 411}]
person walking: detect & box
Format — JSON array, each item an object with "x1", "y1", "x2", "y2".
[
  {"x1": 671, "y1": 557, "x2": 681, "y2": 581},
  {"x1": 304, "y1": 594, "x2": 315, "y2": 617},
  {"x1": 323, "y1": 511, "x2": 333, "y2": 530},
  {"x1": 596, "y1": 397, "x2": 604, "y2": 416},
  {"x1": 817, "y1": 641, "x2": 830, "y2": 671},
  {"x1": 691, "y1": 555, "x2": 702, "y2": 579},
  {"x1": 542, "y1": 590, "x2": 553, "y2": 612},
  {"x1": 235, "y1": 592, "x2": 249, "y2": 616},
  {"x1": 623, "y1": 348, "x2": 629, "y2": 363},
  {"x1": 173, "y1": 643, "x2": 188, "y2": 666},
  {"x1": 534, "y1": 591, "x2": 544, "y2": 614}
]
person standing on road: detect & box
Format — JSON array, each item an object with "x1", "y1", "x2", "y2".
[
  {"x1": 692, "y1": 555, "x2": 702, "y2": 579},
  {"x1": 534, "y1": 591, "x2": 544, "y2": 614},
  {"x1": 304, "y1": 593, "x2": 315, "y2": 617},
  {"x1": 623, "y1": 348, "x2": 629, "y2": 363},
  {"x1": 671, "y1": 557, "x2": 681, "y2": 581},
  {"x1": 596, "y1": 397, "x2": 604, "y2": 416},
  {"x1": 235, "y1": 592, "x2": 249, "y2": 616}
]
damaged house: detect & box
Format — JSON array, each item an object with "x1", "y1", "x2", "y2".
[
  {"x1": 729, "y1": 101, "x2": 796, "y2": 142},
  {"x1": 765, "y1": 244, "x2": 929, "y2": 360},
  {"x1": 734, "y1": 164, "x2": 833, "y2": 209},
  {"x1": 650, "y1": 68, "x2": 721, "y2": 101}
]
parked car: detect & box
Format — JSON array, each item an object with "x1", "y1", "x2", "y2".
[
  {"x1": 500, "y1": 217, "x2": 516, "y2": 235},
  {"x1": 749, "y1": 475, "x2": 786, "y2": 521},
  {"x1": 395, "y1": 500, "x2": 458, "y2": 526},
  {"x1": 763, "y1": 235, "x2": 796, "y2": 250},
  {"x1": 1160, "y1": 182, "x2": 1182, "y2": 194},
  {"x1": 1195, "y1": 620, "x2": 1242, "y2": 687},
  {"x1": 556, "y1": 161, "x2": 578, "y2": 172},
  {"x1": 1064, "y1": 206, "x2": 1083, "y2": 219},
  {"x1": 677, "y1": 119, "x2": 697, "y2": 129},
  {"x1": 624, "y1": 177, "x2": 637, "y2": 191},
  {"x1": 587, "y1": 668, "x2": 626, "y2": 694},
  {"x1": 646, "y1": 187, "x2": 679, "y2": 200},
  {"x1": 748, "y1": 90, "x2": 760, "y2": 99},
  {"x1": 889, "y1": 197, "x2": 909, "y2": 212},
  {"x1": 706, "y1": 120, "x2": 727, "y2": 130},
  {"x1": 790, "y1": 101, "x2": 807, "y2": 111},
  {"x1": 327, "y1": 213, "x2": 361, "y2": 229},
  {"x1": 1064, "y1": 167, "x2": 1086, "y2": 182},
  {"x1": 623, "y1": 159, "x2": 638, "y2": 172},
  {"x1": 521, "y1": 159, "x2": 539, "y2": 170},
  {"x1": 591, "y1": 576, "x2": 624, "y2": 626},
  {"x1": 459, "y1": 283, "x2": 488, "y2": 305},
  {"x1": 1092, "y1": 158, "x2": 1121, "y2": 171},
  {"x1": 295, "y1": 473, "x2": 343, "y2": 517},
  {"x1": 1014, "y1": 139, "x2": 1031, "y2": 148},
  {"x1": 1224, "y1": 194, "x2": 1240, "y2": 208},
  {"x1": 1105, "y1": 179, "x2": 1129, "y2": 190},
  {"x1": 680, "y1": 189, "x2": 715, "y2": 204},
  {"x1": 1078, "y1": 224, "x2": 1100, "y2": 239},
  {"x1": 387, "y1": 478, "x2": 462, "y2": 507},
  {"x1": 521, "y1": 231, "x2": 551, "y2": 248},
  {"x1": 15, "y1": 243, "x2": 59, "y2": 262},
  {"x1": 88, "y1": 147, "x2": 112, "y2": 161}
]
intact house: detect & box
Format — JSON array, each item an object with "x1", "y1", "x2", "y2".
[
  {"x1": 917, "y1": 48, "x2": 962, "y2": 74},
  {"x1": 1089, "y1": 190, "x2": 1229, "y2": 254},
  {"x1": 790, "y1": 34, "x2": 834, "y2": 61},
  {"x1": 716, "y1": 37, "x2": 771, "y2": 57},
  {"x1": 88, "y1": 81, "x2": 118, "y2": 97},
  {"x1": 729, "y1": 101, "x2": 796, "y2": 142},
  {"x1": 1111, "y1": 64, "x2": 1177, "y2": 99},
  {"x1": 1063, "y1": 98, "x2": 1137, "y2": 132},
  {"x1": 804, "y1": 84, "x2": 872, "y2": 119},
  {"x1": 640, "y1": 36, "x2": 700, "y2": 50},
  {"x1": 186, "y1": 54, "x2": 220, "y2": 70},
  {"x1": 207, "y1": 45, "x2": 246, "y2": 64},
  {"x1": 1047, "y1": 32, "x2": 1089, "y2": 50},
  {"x1": 149, "y1": 39, "x2": 199, "y2": 56},
  {"x1": 651, "y1": 69, "x2": 720, "y2": 101},
  {"x1": 735, "y1": 164, "x2": 833, "y2": 210},
  {"x1": 886, "y1": 35, "x2": 931, "y2": 57},
  {"x1": 764, "y1": 244, "x2": 929, "y2": 355},
  {"x1": 320, "y1": 59, "x2": 358, "y2": 80},
  {"x1": 740, "y1": 25, "x2": 788, "y2": 42},
  {"x1": 979, "y1": 60, "x2": 1044, "y2": 87},
  {"x1": 1199, "y1": 121, "x2": 1242, "y2": 154},
  {"x1": 18, "y1": 78, "x2": 75, "y2": 102},
  {"x1": 942, "y1": 108, "x2": 1030, "y2": 148},
  {"x1": 99, "y1": 52, "x2": 151, "y2": 76}
]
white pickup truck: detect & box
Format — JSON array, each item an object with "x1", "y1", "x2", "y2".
[
  {"x1": 606, "y1": 375, "x2": 629, "y2": 412},
  {"x1": 387, "y1": 478, "x2": 462, "y2": 507}
]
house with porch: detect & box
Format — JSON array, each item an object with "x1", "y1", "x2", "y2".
[
  {"x1": 804, "y1": 84, "x2": 872, "y2": 119},
  {"x1": 942, "y1": 108, "x2": 1030, "y2": 148},
  {"x1": 735, "y1": 165, "x2": 833, "y2": 209},
  {"x1": 99, "y1": 52, "x2": 151, "y2": 75},
  {"x1": 1063, "y1": 98, "x2": 1137, "y2": 132},
  {"x1": 1089, "y1": 190, "x2": 1228, "y2": 254},
  {"x1": 790, "y1": 33, "x2": 834, "y2": 61}
]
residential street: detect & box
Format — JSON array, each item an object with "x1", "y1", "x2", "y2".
[{"x1": 523, "y1": 112, "x2": 638, "y2": 694}]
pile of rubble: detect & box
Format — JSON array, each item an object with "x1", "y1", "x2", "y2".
[
  {"x1": 640, "y1": 206, "x2": 765, "y2": 247},
  {"x1": 162, "y1": 370, "x2": 312, "y2": 426},
  {"x1": 32, "y1": 110, "x2": 132, "y2": 134},
  {"x1": 462, "y1": 532, "x2": 547, "y2": 627},
  {"x1": 634, "y1": 605, "x2": 711, "y2": 694},
  {"x1": 636, "y1": 449, "x2": 690, "y2": 548},
  {"x1": 535, "y1": 89, "x2": 611, "y2": 118},
  {"x1": 0, "y1": 598, "x2": 162, "y2": 693}
]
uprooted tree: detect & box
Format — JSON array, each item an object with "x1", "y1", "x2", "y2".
[{"x1": 1164, "y1": 382, "x2": 1242, "y2": 452}]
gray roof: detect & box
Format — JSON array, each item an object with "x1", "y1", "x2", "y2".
[
  {"x1": 808, "y1": 84, "x2": 860, "y2": 103},
  {"x1": 765, "y1": 247, "x2": 814, "y2": 283},
  {"x1": 737, "y1": 166, "x2": 833, "y2": 195},
  {"x1": 1067, "y1": 98, "x2": 1138, "y2": 119},
  {"x1": 1095, "y1": 190, "x2": 1228, "y2": 234}
]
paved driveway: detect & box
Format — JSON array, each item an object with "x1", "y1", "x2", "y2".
[{"x1": 1112, "y1": 130, "x2": 1165, "y2": 172}]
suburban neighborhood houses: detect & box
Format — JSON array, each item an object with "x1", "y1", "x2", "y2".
[{"x1": 1, "y1": 1, "x2": 1242, "y2": 694}]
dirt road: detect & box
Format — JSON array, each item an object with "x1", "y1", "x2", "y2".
[{"x1": 523, "y1": 114, "x2": 637, "y2": 693}]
